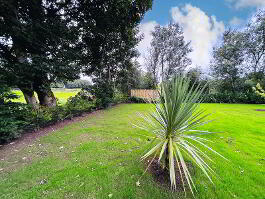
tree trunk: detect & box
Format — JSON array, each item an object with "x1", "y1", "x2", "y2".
[
  {"x1": 35, "y1": 87, "x2": 57, "y2": 107},
  {"x1": 16, "y1": 52, "x2": 39, "y2": 108},
  {"x1": 19, "y1": 87, "x2": 39, "y2": 109}
]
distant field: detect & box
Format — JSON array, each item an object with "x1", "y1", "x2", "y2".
[{"x1": 12, "y1": 88, "x2": 81, "y2": 104}]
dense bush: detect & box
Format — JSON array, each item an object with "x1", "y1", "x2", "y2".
[
  {"x1": 113, "y1": 90, "x2": 128, "y2": 104},
  {"x1": 0, "y1": 85, "x2": 19, "y2": 104},
  {"x1": 127, "y1": 96, "x2": 147, "y2": 103},
  {"x1": 203, "y1": 92, "x2": 265, "y2": 104},
  {"x1": 0, "y1": 91, "x2": 96, "y2": 144},
  {"x1": 89, "y1": 80, "x2": 114, "y2": 108},
  {"x1": 65, "y1": 90, "x2": 95, "y2": 118},
  {"x1": 0, "y1": 103, "x2": 29, "y2": 143}
]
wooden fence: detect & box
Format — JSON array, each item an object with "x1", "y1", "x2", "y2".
[{"x1": 130, "y1": 89, "x2": 159, "y2": 99}]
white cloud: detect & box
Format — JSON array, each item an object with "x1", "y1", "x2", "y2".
[
  {"x1": 171, "y1": 4, "x2": 225, "y2": 69},
  {"x1": 136, "y1": 21, "x2": 158, "y2": 67},
  {"x1": 229, "y1": 17, "x2": 244, "y2": 26},
  {"x1": 226, "y1": 0, "x2": 265, "y2": 9}
]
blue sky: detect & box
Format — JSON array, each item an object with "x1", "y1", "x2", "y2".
[
  {"x1": 142, "y1": 0, "x2": 256, "y2": 26},
  {"x1": 137, "y1": 0, "x2": 265, "y2": 71}
]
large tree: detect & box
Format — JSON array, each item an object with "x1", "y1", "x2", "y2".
[
  {"x1": 144, "y1": 48, "x2": 159, "y2": 88},
  {"x1": 149, "y1": 22, "x2": 192, "y2": 82},
  {"x1": 0, "y1": 0, "x2": 81, "y2": 107},
  {"x1": 78, "y1": 0, "x2": 153, "y2": 84},
  {"x1": 210, "y1": 30, "x2": 244, "y2": 93},
  {"x1": 244, "y1": 10, "x2": 265, "y2": 75},
  {"x1": 74, "y1": 0, "x2": 152, "y2": 107},
  {"x1": 116, "y1": 60, "x2": 143, "y2": 94},
  {"x1": 0, "y1": 0, "x2": 152, "y2": 107}
]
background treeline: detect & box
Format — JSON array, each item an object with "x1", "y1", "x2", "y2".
[
  {"x1": 207, "y1": 10, "x2": 265, "y2": 103},
  {"x1": 140, "y1": 10, "x2": 265, "y2": 104}
]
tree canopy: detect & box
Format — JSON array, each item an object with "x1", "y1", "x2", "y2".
[{"x1": 0, "y1": 0, "x2": 153, "y2": 107}]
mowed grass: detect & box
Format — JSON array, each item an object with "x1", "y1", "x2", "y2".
[
  {"x1": 12, "y1": 88, "x2": 80, "y2": 104},
  {"x1": 0, "y1": 103, "x2": 265, "y2": 199}
]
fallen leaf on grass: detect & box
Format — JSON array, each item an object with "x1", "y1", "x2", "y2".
[{"x1": 136, "y1": 180, "x2": 140, "y2": 187}]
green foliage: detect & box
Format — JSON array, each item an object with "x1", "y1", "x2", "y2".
[
  {"x1": 65, "y1": 90, "x2": 95, "y2": 118},
  {"x1": 204, "y1": 92, "x2": 265, "y2": 104},
  {"x1": 0, "y1": 87, "x2": 18, "y2": 104},
  {"x1": 253, "y1": 83, "x2": 265, "y2": 98},
  {"x1": 113, "y1": 90, "x2": 128, "y2": 104},
  {"x1": 0, "y1": 0, "x2": 152, "y2": 106},
  {"x1": 65, "y1": 80, "x2": 92, "y2": 89},
  {"x1": 140, "y1": 72, "x2": 157, "y2": 89},
  {"x1": 135, "y1": 76, "x2": 225, "y2": 195},
  {"x1": 127, "y1": 96, "x2": 147, "y2": 103},
  {"x1": 0, "y1": 103, "x2": 29, "y2": 143},
  {"x1": 0, "y1": 0, "x2": 82, "y2": 106},
  {"x1": 90, "y1": 79, "x2": 114, "y2": 108},
  {"x1": 0, "y1": 92, "x2": 96, "y2": 144}
]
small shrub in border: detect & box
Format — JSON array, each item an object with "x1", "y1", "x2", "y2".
[
  {"x1": 0, "y1": 93, "x2": 96, "y2": 144},
  {"x1": 127, "y1": 96, "x2": 147, "y2": 103}
]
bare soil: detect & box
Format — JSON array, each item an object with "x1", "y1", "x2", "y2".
[{"x1": 147, "y1": 158, "x2": 194, "y2": 192}]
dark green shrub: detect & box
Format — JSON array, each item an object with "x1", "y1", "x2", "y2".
[
  {"x1": 203, "y1": 92, "x2": 265, "y2": 104},
  {"x1": 64, "y1": 90, "x2": 95, "y2": 118},
  {"x1": 127, "y1": 96, "x2": 147, "y2": 103},
  {"x1": 0, "y1": 103, "x2": 29, "y2": 143},
  {"x1": 0, "y1": 91, "x2": 97, "y2": 144},
  {"x1": 65, "y1": 98, "x2": 95, "y2": 119},
  {"x1": 89, "y1": 79, "x2": 114, "y2": 108},
  {"x1": 25, "y1": 106, "x2": 66, "y2": 130},
  {"x1": 0, "y1": 85, "x2": 19, "y2": 104},
  {"x1": 113, "y1": 90, "x2": 128, "y2": 104}
]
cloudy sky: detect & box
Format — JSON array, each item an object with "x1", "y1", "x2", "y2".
[{"x1": 137, "y1": 0, "x2": 265, "y2": 71}]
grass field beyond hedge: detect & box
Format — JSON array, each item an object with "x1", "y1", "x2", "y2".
[
  {"x1": 12, "y1": 88, "x2": 80, "y2": 104},
  {"x1": 0, "y1": 104, "x2": 265, "y2": 199}
]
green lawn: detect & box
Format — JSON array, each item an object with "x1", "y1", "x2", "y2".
[
  {"x1": 0, "y1": 104, "x2": 265, "y2": 199},
  {"x1": 12, "y1": 88, "x2": 80, "y2": 104}
]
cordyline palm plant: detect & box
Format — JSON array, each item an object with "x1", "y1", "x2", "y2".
[{"x1": 134, "y1": 75, "x2": 226, "y2": 196}]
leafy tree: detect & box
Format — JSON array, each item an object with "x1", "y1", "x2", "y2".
[
  {"x1": 0, "y1": 0, "x2": 81, "y2": 107},
  {"x1": 74, "y1": 0, "x2": 152, "y2": 106},
  {"x1": 144, "y1": 48, "x2": 159, "y2": 87},
  {"x1": 186, "y1": 67, "x2": 209, "y2": 93},
  {"x1": 210, "y1": 30, "x2": 244, "y2": 93},
  {"x1": 140, "y1": 71, "x2": 156, "y2": 89},
  {"x1": 1, "y1": 0, "x2": 152, "y2": 108},
  {"x1": 150, "y1": 22, "x2": 192, "y2": 81},
  {"x1": 244, "y1": 10, "x2": 265, "y2": 74},
  {"x1": 116, "y1": 60, "x2": 143, "y2": 95},
  {"x1": 77, "y1": 0, "x2": 153, "y2": 81}
]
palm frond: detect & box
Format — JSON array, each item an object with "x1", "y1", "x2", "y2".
[{"x1": 135, "y1": 75, "x2": 226, "y2": 196}]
